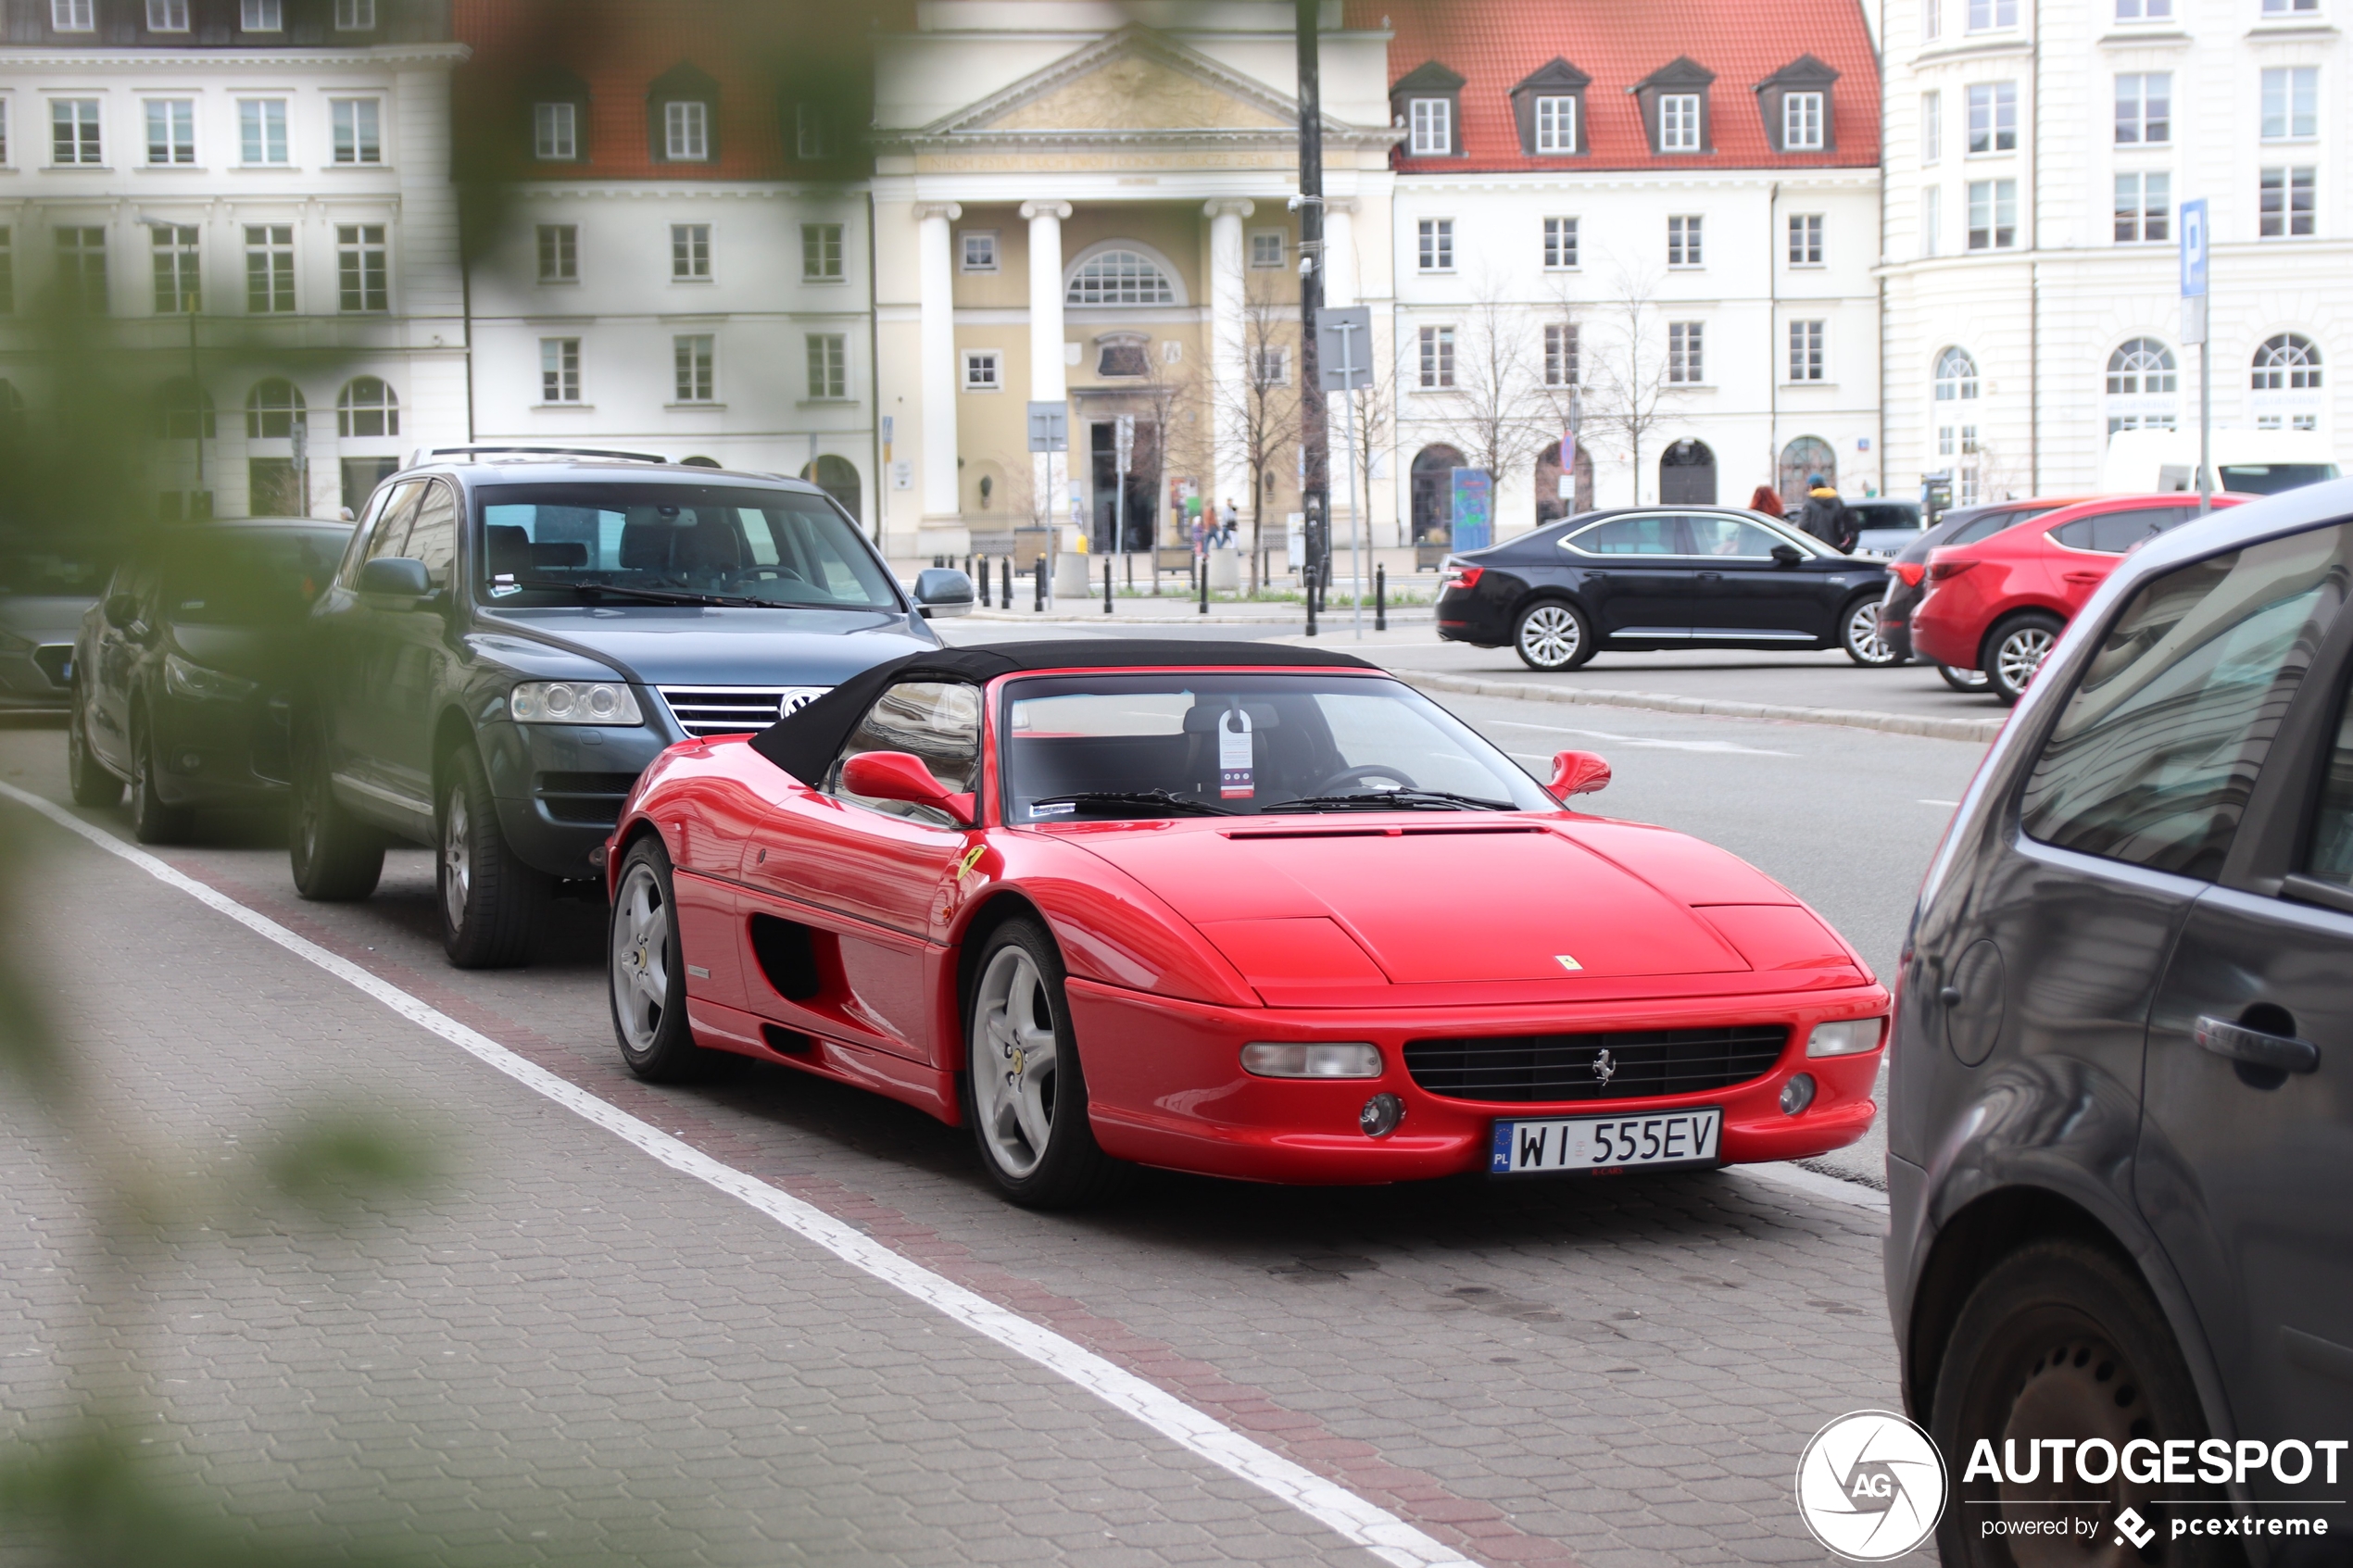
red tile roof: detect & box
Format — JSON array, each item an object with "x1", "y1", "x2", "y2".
[{"x1": 1355, "y1": 0, "x2": 1881, "y2": 173}]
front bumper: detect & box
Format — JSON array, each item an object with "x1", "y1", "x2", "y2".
[
  {"x1": 1066, "y1": 980, "x2": 1885, "y2": 1185},
  {"x1": 480, "y1": 717, "x2": 673, "y2": 882}
]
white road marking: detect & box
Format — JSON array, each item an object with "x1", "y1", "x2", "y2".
[
  {"x1": 0, "y1": 780, "x2": 1477, "y2": 1568},
  {"x1": 1481, "y1": 719, "x2": 1794, "y2": 757},
  {"x1": 1918, "y1": 798, "x2": 1960, "y2": 808}
]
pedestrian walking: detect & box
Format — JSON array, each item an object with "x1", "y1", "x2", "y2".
[
  {"x1": 1795, "y1": 473, "x2": 1857, "y2": 554},
  {"x1": 1219, "y1": 498, "x2": 1239, "y2": 547},
  {"x1": 1747, "y1": 483, "x2": 1784, "y2": 518}
]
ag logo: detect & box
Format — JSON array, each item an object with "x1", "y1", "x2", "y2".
[{"x1": 1795, "y1": 1410, "x2": 1947, "y2": 1562}]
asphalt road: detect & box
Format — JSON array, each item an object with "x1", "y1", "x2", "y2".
[{"x1": 0, "y1": 680, "x2": 1974, "y2": 1566}]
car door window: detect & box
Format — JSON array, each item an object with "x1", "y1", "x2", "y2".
[
  {"x1": 402, "y1": 483, "x2": 458, "y2": 592},
  {"x1": 1945, "y1": 509, "x2": 2020, "y2": 546},
  {"x1": 1564, "y1": 515, "x2": 1687, "y2": 555},
  {"x1": 2090, "y1": 507, "x2": 2193, "y2": 554},
  {"x1": 2303, "y1": 676, "x2": 2353, "y2": 886},
  {"x1": 1685, "y1": 516, "x2": 1787, "y2": 558},
  {"x1": 2020, "y1": 524, "x2": 2353, "y2": 879},
  {"x1": 826, "y1": 681, "x2": 981, "y2": 827},
  {"x1": 349, "y1": 481, "x2": 423, "y2": 581}
]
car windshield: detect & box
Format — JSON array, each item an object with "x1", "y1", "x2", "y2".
[
  {"x1": 999, "y1": 672, "x2": 1558, "y2": 820},
  {"x1": 2219, "y1": 463, "x2": 2339, "y2": 495},
  {"x1": 162, "y1": 525, "x2": 351, "y2": 626},
  {"x1": 474, "y1": 483, "x2": 899, "y2": 610}
]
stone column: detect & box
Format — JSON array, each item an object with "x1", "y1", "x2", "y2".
[
  {"x1": 1203, "y1": 198, "x2": 1254, "y2": 522},
  {"x1": 1019, "y1": 200, "x2": 1073, "y2": 546},
  {"x1": 915, "y1": 202, "x2": 962, "y2": 528},
  {"x1": 1322, "y1": 196, "x2": 1357, "y2": 309}
]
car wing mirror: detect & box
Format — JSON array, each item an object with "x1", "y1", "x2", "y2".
[
  {"x1": 840, "y1": 749, "x2": 975, "y2": 824},
  {"x1": 1548, "y1": 749, "x2": 1612, "y2": 800},
  {"x1": 911, "y1": 567, "x2": 976, "y2": 620},
  {"x1": 357, "y1": 556, "x2": 433, "y2": 599},
  {"x1": 1769, "y1": 544, "x2": 1805, "y2": 567}
]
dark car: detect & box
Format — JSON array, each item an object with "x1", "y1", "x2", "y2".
[
  {"x1": 1875, "y1": 499, "x2": 2081, "y2": 691},
  {"x1": 288, "y1": 454, "x2": 975, "y2": 969},
  {"x1": 67, "y1": 518, "x2": 355, "y2": 840},
  {"x1": 0, "y1": 526, "x2": 123, "y2": 714},
  {"x1": 1435, "y1": 507, "x2": 1894, "y2": 671},
  {"x1": 1846, "y1": 498, "x2": 1925, "y2": 558},
  {"x1": 1886, "y1": 477, "x2": 2353, "y2": 1560}
]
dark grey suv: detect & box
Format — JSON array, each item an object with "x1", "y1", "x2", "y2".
[
  {"x1": 291, "y1": 452, "x2": 972, "y2": 968},
  {"x1": 1887, "y1": 478, "x2": 2353, "y2": 1561}
]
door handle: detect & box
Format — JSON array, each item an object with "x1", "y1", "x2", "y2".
[
  {"x1": 2062, "y1": 571, "x2": 2105, "y2": 585},
  {"x1": 1696, "y1": 571, "x2": 1722, "y2": 582},
  {"x1": 2196, "y1": 1015, "x2": 2319, "y2": 1075}
]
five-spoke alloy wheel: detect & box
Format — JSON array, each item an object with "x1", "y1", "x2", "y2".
[
  {"x1": 609, "y1": 836, "x2": 708, "y2": 1082},
  {"x1": 962, "y1": 918, "x2": 1126, "y2": 1208},
  {"x1": 1841, "y1": 596, "x2": 1906, "y2": 667},
  {"x1": 1985, "y1": 612, "x2": 2064, "y2": 707}
]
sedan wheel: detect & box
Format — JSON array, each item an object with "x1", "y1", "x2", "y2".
[
  {"x1": 1987, "y1": 614, "x2": 2063, "y2": 707},
  {"x1": 962, "y1": 919, "x2": 1126, "y2": 1208},
  {"x1": 608, "y1": 838, "x2": 708, "y2": 1082},
  {"x1": 128, "y1": 716, "x2": 189, "y2": 845},
  {"x1": 1841, "y1": 597, "x2": 1905, "y2": 667},
  {"x1": 1513, "y1": 601, "x2": 1593, "y2": 672},
  {"x1": 1937, "y1": 663, "x2": 1992, "y2": 693}
]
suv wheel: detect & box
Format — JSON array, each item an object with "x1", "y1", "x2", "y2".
[
  {"x1": 289, "y1": 720, "x2": 384, "y2": 901},
  {"x1": 438, "y1": 742, "x2": 549, "y2": 969},
  {"x1": 1986, "y1": 613, "x2": 2064, "y2": 707},
  {"x1": 1931, "y1": 1239, "x2": 2228, "y2": 1566},
  {"x1": 1514, "y1": 600, "x2": 1595, "y2": 671},
  {"x1": 67, "y1": 686, "x2": 123, "y2": 808},
  {"x1": 1840, "y1": 595, "x2": 1906, "y2": 667},
  {"x1": 127, "y1": 711, "x2": 190, "y2": 845}
]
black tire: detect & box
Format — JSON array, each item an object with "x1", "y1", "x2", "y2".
[
  {"x1": 1984, "y1": 612, "x2": 2065, "y2": 707},
  {"x1": 1840, "y1": 593, "x2": 1906, "y2": 667},
  {"x1": 437, "y1": 741, "x2": 550, "y2": 969},
  {"x1": 127, "y1": 710, "x2": 190, "y2": 845},
  {"x1": 67, "y1": 686, "x2": 123, "y2": 808},
  {"x1": 1931, "y1": 1239, "x2": 2229, "y2": 1568},
  {"x1": 289, "y1": 717, "x2": 384, "y2": 901},
  {"x1": 1939, "y1": 663, "x2": 1993, "y2": 693},
  {"x1": 608, "y1": 835, "x2": 711, "y2": 1083},
  {"x1": 1512, "y1": 599, "x2": 1596, "y2": 671},
  {"x1": 960, "y1": 917, "x2": 1129, "y2": 1209}
]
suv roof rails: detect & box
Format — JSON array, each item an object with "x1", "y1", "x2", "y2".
[{"x1": 408, "y1": 444, "x2": 673, "y2": 468}]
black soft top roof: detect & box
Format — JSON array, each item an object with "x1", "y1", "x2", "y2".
[{"x1": 748, "y1": 638, "x2": 1376, "y2": 784}]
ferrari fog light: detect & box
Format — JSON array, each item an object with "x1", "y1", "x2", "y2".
[
  {"x1": 1806, "y1": 1018, "x2": 1884, "y2": 1058},
  {"x1": 510, "y1": 679, "x2": 643, "y2": 726},
  {"x1": 1241, "y1": 1041, "x2": 1382, "y2": 1079},
  {"x1": 1358, "y1": 1093, "x2": 1405, "y2": 1138},
  {"x1": 1780, "y1": 1074, "x2": 1817, "y2": 1116}
]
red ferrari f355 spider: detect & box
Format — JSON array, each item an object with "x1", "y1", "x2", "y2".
[{"x1": 604, "y1": 641, "x2": 1887, "y2": 1207}]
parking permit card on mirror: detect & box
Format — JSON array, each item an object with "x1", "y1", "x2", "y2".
[
  {"x1": 1491, "y1": 1108, "x2": 1721, "y2": 1174},
  {"x1": 1219, "y1": 708, "x2": 1253, "y2": 799}
]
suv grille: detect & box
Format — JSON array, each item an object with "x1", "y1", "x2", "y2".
[
  {"x1": 1403, "y1": 1025, "x2": 1789, "y2": 1104},
  {"x1": 657, "y1": 685, "x2": 829, "y2": 739}
]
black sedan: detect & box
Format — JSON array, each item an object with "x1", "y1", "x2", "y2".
[
  {"x1": 1434, "y1": 507, "x2": 1894, "y2": 671},
  {"x1": 69, "y1": 517, "x2": 354, "y2": 841}
]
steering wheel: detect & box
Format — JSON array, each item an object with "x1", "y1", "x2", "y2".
[
  {"x1": 1310, "y1": 762, "x2": 1419, "y2": 796},
  {"x1": 721, "y1": 566, "x2": 807, "y2": 587}
]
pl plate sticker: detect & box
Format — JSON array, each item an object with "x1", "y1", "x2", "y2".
[{"x1": 1219, "y1": 707, "x2": 1254, "y2": 800}]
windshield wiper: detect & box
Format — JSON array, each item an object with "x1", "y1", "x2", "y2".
[
  {"x1": 499, "y1": 578, "x2": 765, "y2": 608},
  {"x1": 1270, "y1": 788, "x2": 1515, "y2": 813},
  {"x1": 1023, "y1": 790, "x2": 1234, "y2": 820}
]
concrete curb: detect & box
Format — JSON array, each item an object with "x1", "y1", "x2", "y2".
[
  {"x1": 961, "y1": 608, "x2": 1436, "y2": 627},
  {"x1": 1394, "y1": 669, "x2": 2008, "y2": 745}
]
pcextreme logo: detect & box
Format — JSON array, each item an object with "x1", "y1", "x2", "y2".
[{"x1": 1795, "y1": 1411, "x2": 1948, "y2": 1562}]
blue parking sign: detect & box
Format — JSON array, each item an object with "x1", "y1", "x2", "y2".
[{"x1": 2180, "y1": 199, "x2": 2208, "y2": 297}]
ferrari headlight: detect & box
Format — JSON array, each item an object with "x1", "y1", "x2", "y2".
[
  {"x1": 510, "y1": 680, "x2": 643, "y2": 726},
  {"x1": 1241, "y1": 1042, "x2": 1383, "y2": 1079},
  {"x1": 1806, "y1": 1018, "x2": 1884, "y2": 1058},
  {"x1": 164, "y1": 652, "x2": 258, "y2": 703}
]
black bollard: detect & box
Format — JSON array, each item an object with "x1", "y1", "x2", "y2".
[
  {"x1": 1375, "y1": 563, "x2": 1387, "y2": 632},
  {"x1": 1103, "y1": 558, "x2": 1114, "y2": 614},
  {"x1": 1000, "y1": 557, "x2": 1012, "y2": 610},
  {"x1": 1033, "y1": 556, "x2": 1046, "y2": 612},
  {"x1": 1198, "y1": 550, "x2": 1208, "y2": 615}
]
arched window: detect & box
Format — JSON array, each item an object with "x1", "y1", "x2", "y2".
[
  {"x1": 1933, "y1": 346, "x2": 1979, "y2": 401},
  {"x1": 1778, "y1": 435, "x2": 1835, "y2": 508},
  {"x1": 244, "y1": 378, "x2": 307, "y2": 439},
  {"x1": 1659, "y1": 438, "x2": 1718, "y2": 505},
  {"x1": 799, "y1": 453, "x2": 861, "y2": 523},
  {"x1": 1066, "y1": 249, "x2": 1176, "y2": 307},
  {"x1": 2252, "y1": 333, "x2": 2323, "y2": 391},
  {"x1": 156, "y1": 379, "x2": 216, "y2": 440},
  {"x1": 1534, "y1": 440, "x2": 1592, "y2": 524},
  {"x1": 337, "y1": 377, "x2": 400, "y2": 438},
  {"x1": 2107, "y1": 338, "x2": 2176, "y2": 395},
  {"x1": 1409, "y1": 444, "x2": 1466, "y2": 545}
]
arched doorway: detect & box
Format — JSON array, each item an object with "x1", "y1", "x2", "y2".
[
  {"x1": 1534, "y1": 441, "x2": 1593, "y2": 524},
  {"x1": 1659, "y1": 439, "x2": 1717, "y2": 505},
  {"x1": 1410, "y1": 445, "x2": 1466, "y2": 546},
  {"x1": 799, "y1": 454, "x2": 861, "y2": 522},
  {"x1": 1777, "y1": 436, "x2": 1835, "y2": 509}
]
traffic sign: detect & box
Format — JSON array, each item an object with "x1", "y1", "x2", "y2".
[
  {"x1": 1114, "y1": 413, "x2": 1134, "y2": 469},
  {"x1": 1026, "y1": 402, "x2": 1068, "y2": 453},
  {"x1": 1315, "y1": 307, "x2": 1373, "y2": 392},
  {"x1": 2180, "y1": 199, "x2": 2208, "y2": 297}
]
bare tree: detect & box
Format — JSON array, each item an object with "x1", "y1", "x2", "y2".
[
  {"x1": 1123, "y1": 345, "x2": 1204, "y2": 583},
  {"x1": 1427, "y1": 274, "x2": 1551, "y2": 499},
  {"x1": 1210, "y1": 274, "x2": 1302, "y2": 590},
  {"x1": 1584, "y1": 265, "x2": 1689, "y2": 508},
  {"x1": 1334, "y1": 345, "x2": 1398, "y2": 552}
]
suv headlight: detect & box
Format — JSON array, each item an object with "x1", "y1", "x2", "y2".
[
  {"x1": 164, "y1": 652, "x2": 258, "y2": 703},
  {"x1": 1806, "y1": 1018, "x2": 1885, "y2": 1058},
  {"x1": 509, "y1": 680, "x2": 643, "y2": 725}
]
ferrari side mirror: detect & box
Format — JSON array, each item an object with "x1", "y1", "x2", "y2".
[
  {"x1": 1548, "y1": 749, "x2": 1612, "y2": 800},
  {"x1": 841, "y1": 749, "x2": 976, "y2": 824}
]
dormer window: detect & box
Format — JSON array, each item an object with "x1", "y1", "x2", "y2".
[
  {"x1": 1410, "y1": 99, "x2": 1449, "y2": 154},
  {"x1": 1390, "y1": 61, "x2": 1466, "y2": 158},
  {"x1": 1757, "y1": 56, "x2": 1840, "y2": 154},
  {"x1": 1784, "y1": 94, "x2": 1823, "y2": 147},
  {"x1": 1633, "y1": 58, "x2": 1716, "y2": 156},
  {"x1": 648, "y1": 63, "x2": 720, "y2": 165},
  {"x1": 1661, "y1": 96, "x2": 1702, "y2": 150},
  {"x1": 1511, "y1": 58, "x2": 1591, "y2": 157},
  {"x1": 528, "y1": 69, "x2": 590, "y2": 163}
]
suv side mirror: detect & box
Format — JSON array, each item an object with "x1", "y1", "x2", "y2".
[
  {"x1": 104, "y1": 592, "x2": 140, "y2": 629},
  {"x1": 911, "y1": 567, "x2": 976, "y2": 620},
  {"x1": 840, "y1": 750, "x2": 975, "y2": 824},
  {"x1": 1769, "y1": 544, "x2": 1805, "y2": 567},
  {"x1": 357, "y1": 556, "x2": 433, "y2": 598},
  {"x1": 1548, "y1": 749, "x2": 1612, "y2": 800}
]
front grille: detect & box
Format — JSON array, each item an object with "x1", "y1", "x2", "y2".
[
  {"x1": 535, "y1": 771, "x2": 638, "y2": 826},
  {"x1": 1404, "y1": 1025, "x2": 1789, "y2": 1104},
  {"x1": 657, "y1": 684, "x2": 829, "y2": 739}
]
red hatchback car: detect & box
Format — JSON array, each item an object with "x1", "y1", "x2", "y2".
[{"x1": 1909, "y1": 493, "x2": 2248, "y2": 704}]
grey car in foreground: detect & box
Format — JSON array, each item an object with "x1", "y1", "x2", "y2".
[{"x1": 1886, "y1": 478, "x2": 2353, "y2": 1564}]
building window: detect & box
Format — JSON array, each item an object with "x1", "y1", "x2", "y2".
[
  {"x1": 2252, "y1": 333, "x2": 2322, "y2": 389},
  {"x1": 1783, "y1": 92, "x2": 1825, "y2": 150},
  {"x1": 245, "y1": 224, "x2": 295, "y2": 312},
  {"x1": 1534, "y1": 95, "x2": 1577, "y2": 154},
  {"x1": 535, "y1": 103, "x2": 578, "y2": 161},
  {"x1": 1417, "y1": 218, "x2": 1454, "y2": 272},
  {"x1": 1967, "y1": 82, "x2": 2017, "y2": 153},
  {"x1": 1249, "y1": 230, "x2": 1285, "y2": 269},
  {"x1": 1418, "y1": 325, "x2": 1455, "y2": 388},
  {"x1": 960, "y1": 232, "x2": 997, "y2": 272},
  {"x1": 1789, "y1": 320, "x2": 1827, "y2": 382},
  {"x1": 2260, "y1": 168, "x2": 2316, "y2": 236},
  {"x1": 1935, "y1": 345, "x2": 1981, "y2": 401},
  {"x1": 801, "y1": 223, "x2": 843, "y2": 282},
  {"x1": 806, "y1": 333, "x2": 847, "y2": 400},
  {"x1": 1789, "y1": 213, "x2": 1824, "y2": 265},
  {"x1": 245, "y1": 378, "x2": 306, "y2": 440},
  {"x1": 1543, "y1": 216, "x2": 1579, "y2": 270},
  {"x1": 665, "y1": 100, "x2": 710, "y2": 162},
  {"x1": 2107, "y1": 338, "x2": 2177, "y2": 395},
  {"x1": 1921, "y1": 186, "x2": 1942, "y2": 257},
  {"x1": 1967, "y1": 0, "x2": 2017, "y2": 28},
  {"x1": 338, "y1": 378, "x2": 397, "y2": 437},
  {"x1": 57, "y1": 228, "x2": 107, "y2": 313},
  {"x1": 335, "y1": 0, "x2": 375, "y2": 28},
  {"x1": 157, "y1": 380, "x2": 213, "y2": 441},
  {"x1": 145, "y1": 100, "x2": 195, "y2": 165},
  {"x1": 2261, "y1": 68, "x2": 2318, "y2": 140},
  {"x1": 1250, "y1": 346, "x2": 1290, "y2": 388},
  {"x1": 1922, "y1": 0, "x2": 1942, "y2": 40},
  {"x1": 336, "y1": 224, "x2": 387, "y2": 312},
  {"x1": 1968, "y1": 179, "x2": 2018, "y2": 248},
  {"x1": 2115, "y1": 172, "x2": 2171, "y2": 242},
  {"x1": 1922, "y1": 92, "x2": 1941, "y2": 163},
  {"x1": 536, "y1": 224, "x2": 577, "y2": 282},
  {"x1": 671, "y1": 223, "x2": 711, "y2": 281},
  {"x1": 1659, "y1": 94, "x2": 1702, "y2": 152},
  {"x1": 794, "y1": 103, "x2": 830, "y2": 160},
  {"x1": 146, "y1": 0, "x2": 189, "y2": 31},
  {"x1": 52, "y1": 100, "x2": 102, "y2": 166},
  {"x1": 1667, "y1": 214, "x2": 1704, "y2": 267},
  {"x1": 2115, "y1": 74, "x2": 2171, "y2": 144},
  {"x1": 1543, "y1": 321, "x2": 1579, "y2": 387},
  {"x1": 673, "y1": 334, "x2": 715, "y2": 403},
  {"x1": 1667, "y1": 322, "x2": 1705, "y2": 383},
  {"x1": 2117, "y1": 0, "x2": 2172, "y2": 17},
  {"x1": 0, "y1": 229, "x2": 13, "y2": 315},
  {"x1": 540, "y1": 339, "x2": 581, "y2": 403},
  {"x1": 962, "y1": 350, "x2": 1000, "y2": 392},
  {"x1": 239, "y1": 100, "x2": 288, "y2": 166},
  {"x1": 53, "y1": 0, "x2": 94, "y2": 27},
  {"x1": 1065, "y1": 249, "x2": 1175, "y2": 306},
  {"x1": 150, "y1": 225, "x2": 199, "y2": 314},
  {"x1": 1408, "y1": 97, "x2": 1451, "y2": 156},
  {"x1": 241, "y1": 0, "x2": 282, "y2": 28},
  {"x1": 2261, "y1": 0, "x2": 2319, "y2": 10},
  {"x1": 332, "y1": 100, "x2": 381, "y2": 165}
]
